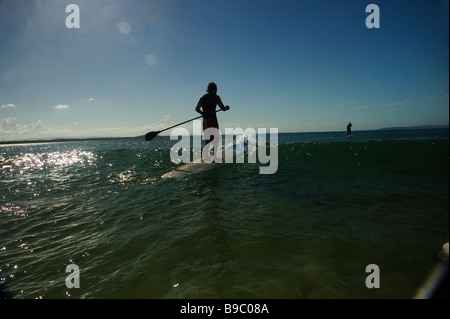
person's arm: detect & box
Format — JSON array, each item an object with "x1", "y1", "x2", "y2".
[
  {"x1": 215, "y1": 95, "x2": 230, "y2": 111},
  {"x1": 195, "y1": 99, "x2": 203, "y2": 115}
]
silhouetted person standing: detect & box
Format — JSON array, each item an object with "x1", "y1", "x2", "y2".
[
  {"x1": 195, "y1": 82, "x2": 230, "y2": 146},
  {"x1": 347, "y1": 122, "x2": 352, "y2": 137}
]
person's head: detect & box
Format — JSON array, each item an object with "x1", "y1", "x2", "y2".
[{"x1": 207, "y1": 82, "x2": 217, "y2": 94}]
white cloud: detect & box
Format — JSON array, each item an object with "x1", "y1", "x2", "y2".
[
  {"x1": 24, "y1": 120, "x2": 48, "y2": 132},
  {"x1": 87, "y1": 97, "x2": 95, "y2": 102},
  {"x1": 0, "y1": 117, "x2": 20, "y2": 131},
  {"x1": 54, "y1": 104, "x2": 69, "y2": 110},
  {"x1": 160, "y1": 115, "x2": 171, "y2": 126},
  {"x1": 0, "y1": 117, "x2": 52, "y2": 141},
  {"x1": 1, "y1": 103, "x2": 16, "y2": 108},
  {"x1": 0, "y1": 117, "x2": 49, "y2": 133},
  {"x1": 0, "y1": 115, "x2": 175, "y2": 141}
]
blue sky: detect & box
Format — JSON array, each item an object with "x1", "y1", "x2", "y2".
[{"x1": 0, "y1": 0, "x2": 448, "y2": 140}]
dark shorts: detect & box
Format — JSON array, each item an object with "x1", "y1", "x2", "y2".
[
  {"x1": 203, "y1": 118, "x2": 219, "y2": 144},
  {"x1": 203, "y1": 117, "x2": 219, "y2": 130}
]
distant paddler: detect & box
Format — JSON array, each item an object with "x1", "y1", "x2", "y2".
[{"x1": 347, "y1": 122, "x2": 352, "y2": 137}]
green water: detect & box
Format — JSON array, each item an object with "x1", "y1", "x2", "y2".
[{"x1": 1, "y1": 130, "x2": 448, "y2": 298}]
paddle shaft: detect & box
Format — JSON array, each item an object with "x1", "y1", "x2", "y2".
[
  {"x1": 161, "y1": 109, "x2": 222, "y2": 134},
  {"x1": 145, "y1": 109, "x2": 222, "y2": 141}
]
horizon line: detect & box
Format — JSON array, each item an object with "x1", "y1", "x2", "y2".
[{"x1": 1, "y1": 125, "x2": 448, "y2": 145}]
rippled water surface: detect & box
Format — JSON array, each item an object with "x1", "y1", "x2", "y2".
[{"x1": 1, "y1": 130, "x2": 448, "y2": 298}]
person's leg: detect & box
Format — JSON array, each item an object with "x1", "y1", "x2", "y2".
[
  {"x1": 203, "y1": 118, "x2": 219, "y2": 145},
  {"x1": 203, "y1": 118, "x2": 220, "y2": 161}
]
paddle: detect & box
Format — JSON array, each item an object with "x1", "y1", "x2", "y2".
[{"x1": 145, "y1": 109, "x2": 223, "y2": 142}]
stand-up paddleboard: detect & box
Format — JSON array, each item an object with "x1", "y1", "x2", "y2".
[
  {"x1": 161, "y1": 158, "x2": 224, "y2": 179},
  {"x1": 162, "y1": 143, "x2": 248, "y2": 179}
]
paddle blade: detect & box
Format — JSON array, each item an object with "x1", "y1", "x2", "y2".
[{"x1": 145, "y1": 131, "x2": 161, "y2": 142}]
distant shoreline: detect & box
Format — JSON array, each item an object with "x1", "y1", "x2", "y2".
[
  {"x1": 0, "y1": 136, "x2": 141, "y2": 145},
  {"x1": 376, "y1": 125, "x2": 449, "y2": 131},
  {"x1": 0, "y1": 125, "x2": 448, "y2": 145}
]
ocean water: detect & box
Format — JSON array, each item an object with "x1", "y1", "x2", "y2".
[{"x1": 0, "y1": 129, "x2": 448, "y2": 299}]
